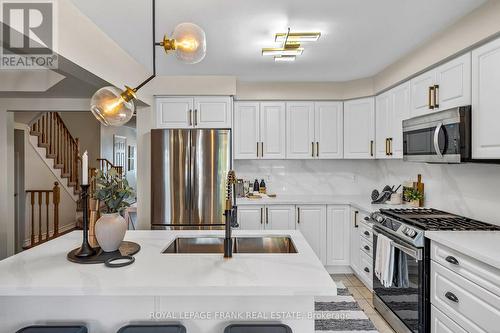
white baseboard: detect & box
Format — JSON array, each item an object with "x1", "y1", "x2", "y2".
[
  {"x1": 325, "y1": 265, "x2": 354, "y2": 274},
  {"x1": 22, "y1": 222, "x2": 76, "y2": 247}
]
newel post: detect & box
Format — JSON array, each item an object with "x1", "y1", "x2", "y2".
[{"x1": 53, "y1": 182, "x2": 60, "y2": 236}]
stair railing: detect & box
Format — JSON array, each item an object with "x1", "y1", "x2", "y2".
[
  {"x1": 25, "y1": 182, "x2": 61, "y2": 249},
  {"x1": 30, "y1": 112, "x2": 81, "y2": 193},
  {"x1": 96, "y1": 158, "x2": 123, "y2": 177}
]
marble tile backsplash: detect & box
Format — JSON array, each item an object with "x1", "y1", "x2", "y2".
[
  {"x1": 379, "y1": 160, "x2": 500, "y2": 225},
  {"x1": 234, "y1": 159, "x2": 382, "y2": 196},
  {"x1": 235, "y1": 159, "x2": 500, "y2": 225}
]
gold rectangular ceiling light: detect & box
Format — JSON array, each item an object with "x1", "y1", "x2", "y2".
[
  {"x1": 274, "y1": 55, "x2": 296, "y2": 62},
  {"x1": 262, "y1": 46, "x2": 304, "y2": 56},
  {"x1": 275, "y1": 32, "x2": 321, "y2": 43}
]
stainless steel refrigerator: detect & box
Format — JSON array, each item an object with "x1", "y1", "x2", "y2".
[{"x1": 151, "y1": 129, "x2": 231, "y2": 230}]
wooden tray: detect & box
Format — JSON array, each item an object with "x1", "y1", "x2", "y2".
[{"x1": 67, "y1": 241, "x2": 140, "y2": 264}]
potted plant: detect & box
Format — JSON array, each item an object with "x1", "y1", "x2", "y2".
[
  {"x1": 93, "y1": 168, "x2": 134, "y2": 252},
  {"x1": 404, "y1": 187, "x2": 424, "y2": 208}
]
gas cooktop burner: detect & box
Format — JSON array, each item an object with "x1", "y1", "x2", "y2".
[{"x1": 379, "y1": 208, "x2": 500, "y2": 231}]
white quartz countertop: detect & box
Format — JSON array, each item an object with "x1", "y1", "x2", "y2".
[
  {"x1": 0, "y1": 230, "x2": 337, "y2": 297},
  {"x1": 236, "y1": 194, "x2": 412, "y2": 213},
  {"x1": 426, "y1": 231, "x2": 500, "y2": 270}
]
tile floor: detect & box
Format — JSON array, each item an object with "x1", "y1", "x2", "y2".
[{"x1": 331, "y1": 273, "x2": 396, "y2": 333}]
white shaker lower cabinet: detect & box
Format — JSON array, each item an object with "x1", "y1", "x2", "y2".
[
  {"x1": 326, "y1": 205, "x2": 350, "y2": 267},
  {"x1": 472, "y1": 37, "x2": 500, "y2": 159},
  {"x1": 296, "y1": 205, "x2": 327, "y2": 264},
  {"x1": 349, "y1": 209, "x2": 362, "y2": 275},
  {"x1": 237, "y1": 205, "x2": 264, "y2": 230},
  {"x1": 265, "y1": 205, "x2": 296, "y2": 230},
  {"x1": 344, "y1": 97, "x2": 375, "y2": 159},
  {"x1": 431, "y1": 305, "x2": 467, "y2": 333},
  {"x1": 430, "y1": 241, "x2": 500, "y2": 333},
  {"x1": 237, "y1": 205, "x2": 295, "y2": 230}
]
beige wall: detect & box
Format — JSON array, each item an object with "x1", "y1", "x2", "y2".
[
  {"x1": 374, "y1": 0, "x2": 500, "y2": 93},
  {"x1": 235, "y1": 78, "x2": 374, "y2": 101},
  {"x1": 58, "y1": 112, "x2": 101, "y2": 169}
]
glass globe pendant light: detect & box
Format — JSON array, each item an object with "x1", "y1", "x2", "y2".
[
  {"x1": 160, "y1": 22, "x2": 207, "y2": 64},
  {"x1": 90, "y1": 0, "x2": 206, "y2": 127}
]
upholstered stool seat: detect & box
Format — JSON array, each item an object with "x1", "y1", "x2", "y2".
[
  {"x1": 17, "y1": 326, "x2": 87, "y2": 333},
  {"x1": 117, "y1": 324, "x2": 186, "y2": 333}
]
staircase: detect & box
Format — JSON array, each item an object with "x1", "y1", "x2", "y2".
[{"x1": 29, "y1": 112, "x2": 81, "y2": 196}]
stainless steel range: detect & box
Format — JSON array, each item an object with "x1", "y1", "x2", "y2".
[{"x1": 370, "y1": 208, "x2": 500, "y2": 333}]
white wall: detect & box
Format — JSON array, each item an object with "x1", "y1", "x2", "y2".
[
  {"x1": 23, "y1": 129, "x2": 77, "y2": 243},
  {"x1": 379, "y1": 160, "x2": 500, "y2": 226},
  {"x1": 100, "y1": 124, "x2": 137, "y2": 191}
]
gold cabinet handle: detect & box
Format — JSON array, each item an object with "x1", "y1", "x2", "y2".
[
  {"x1": 311, "y1": 142, "x2": 315, "y2": 157},
  {"x1": 385, "y1": 138, "x2": 389, "y2": 156},
  {"x1": 429, "y1": 86, "x2": 435, "y2": 109},
  {"x1": 370, "y1": 140, "x2": 374, "y2": 157},
  {"x1": 261, "y1": 142, "x2": 264, "y2": 158},
  {"x1": 316, "y1": 142, "x2": 319, "y2": 157},
  {"x1": 256, "y1": 142, "x2": 259, "y2": 158},
  {"x1": 260, "y1": 207, "x2": 263, "y2": 224},
  {"x1": 434, "y1": 85, "x2": 440, "y2": 109},
  {"x1": 389, "y1": 138, "x2": 393, "y2": 156},
  {"x1": 297, "y1": 207, "x2": 300, "y2": 224},
  {"x1": 188, "y1": 109, "x2": 192, "y2": 126},
  {"x1": 266, "y1": 207, "x2": 269, "y2": 224}
]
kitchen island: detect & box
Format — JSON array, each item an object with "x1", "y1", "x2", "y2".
[{"x1": 0, "y1": 230, "x2": 336, "y2": 333}]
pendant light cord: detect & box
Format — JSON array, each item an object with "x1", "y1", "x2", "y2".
[{"x1": 133, "y1": 0, "x2": 156, "y2": 91}]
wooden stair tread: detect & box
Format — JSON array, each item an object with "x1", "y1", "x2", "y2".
[
  {"x1": 38, "y1": 143, "x2": 49, "y2": 148},
  {"x1": 46, "y1": 153, "x2": 57, "y2": 159},
  {"x1": 30, "y1": 131, "x2": 41, "y2": 136}
]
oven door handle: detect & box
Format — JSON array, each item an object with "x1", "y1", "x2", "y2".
[
  {"x1": 391, "y1": 240, "x2": 422, "y2": 260},
  {"x1": 373, "y1": 229, "x2": 422, "y2": 260},
  {"x1": 433, "y1": 122, "x2": 444, "y2": 159}
]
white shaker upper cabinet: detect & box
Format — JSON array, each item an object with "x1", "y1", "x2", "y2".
[
  {"x1": 156, "y1": 97, "x2": 194, "y2": 128},
  {"x1": 296, "y1": 205, "x2": 327, "y2": 264},
  {"x1": 286, "y1": 102, "x2": 315, "y2": 159},
  {"x1": 234, "y1": 102, "x2": 260, "y2": 159},
  {"x1": 265, "y1": 205, "x2": 296, "y2": 230},
  {"x1": 391, "y1": 82, "x2": 411, "y2": 159},
  {"x1": 472, "y1": 38, "x2": 500, "y2": 159},
  {"x1": 194, "y1": 96, "x2": 232, "y2": 128},
  {"x1": 315, "y1": 102, "x2": 344, "y2": 159},
  {"x1": 435, "y1": 53, "x2": 471, "y2": 111},
  {"x1": 344, "y1": 97, "x2": 375, "y2": 159},
  {"x1": 260, "y1": 102, "x2": 286, "y2": 159},
  {"x1": 410, "y1": 69, "x2": 436, "y2": 118},
  {"x1": 375, "y1": 91, "x2": 392, "y2": 159}
]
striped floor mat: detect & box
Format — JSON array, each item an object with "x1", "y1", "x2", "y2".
[{"x1": 315, "y1": 282, "x2": 378, "y2": 332}]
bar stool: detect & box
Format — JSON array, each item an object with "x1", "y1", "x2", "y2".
[
  {"x1": 16, "y1": 326, "x2": 87, "y2": 333},
  {"x1": 117, "y1": 324, "x2": 186, "y2": 333},
  {"x1": 224, "y1": 324, "x2": 292, "y2": 333}
]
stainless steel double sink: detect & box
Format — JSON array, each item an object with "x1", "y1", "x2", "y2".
[{"x1": 163, "y1": 236, "x2": 297, "y2": 254}]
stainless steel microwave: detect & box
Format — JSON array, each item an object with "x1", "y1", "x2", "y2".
[{"x1": 403, "y1": 106, "x2": 471, "y2": 163}]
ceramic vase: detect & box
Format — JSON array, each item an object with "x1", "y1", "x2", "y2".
[{"x1": 95, "y1": 213, "x2": 126, "y2": 252}]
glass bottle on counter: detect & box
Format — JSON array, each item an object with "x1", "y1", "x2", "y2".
[
  {"x1": 259, "y1": 179, "x2": 266, "y2": 194},
  {"x1": 253, "y1": 179, "x2": 260, "y2": 193}
]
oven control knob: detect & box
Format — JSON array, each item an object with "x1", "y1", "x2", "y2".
[{"x1": 406, "y1": 229, "x2": 417, "y2": 238}]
